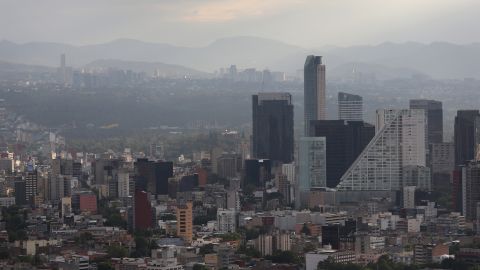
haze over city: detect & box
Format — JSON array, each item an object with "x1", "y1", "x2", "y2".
[
  {"x1": 2, "y1": 0, "x2": 480, "y2": 47},
  {"x1": 1, "y1": 1, "x2": 480, "y2": 270}
]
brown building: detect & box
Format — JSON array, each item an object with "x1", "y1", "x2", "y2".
[{"x1": 176, "y1": 201, "x2": 193, "y2": 243}]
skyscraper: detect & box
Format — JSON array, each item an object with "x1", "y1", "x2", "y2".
[
  {"x1": 454, "y1": 110, "x2": 480, "y2": 166},
  {"x1": 338, "y1": 92, "x2": 363, "y2": 121},
  {"x1": 409, "y1": 99, "x2": 443, "y2": 144},
  {"x1": 337, "y1": 109, "x2": 426, "y2": 191},
  {"x1": 431, "y1": 142, "x2": 455, "y2": 193},
  {"x1": 243, "y1": 159, "x2": 272, "y2": 189},
  {"x1": 297, "y1": 137, "x2": 327, "y2": 207},
  {"x1": 25, "y1": 168, "x2": 37, "y2": 206},
  {"x1": 134, "y1": 158, "x2": 173, "y2": 195},
  {"x1": 252, "y1": 92, "x2": 294, "y2": 163},
  {"x1": 462, "y1": 161, "x2": 480, "y2": 221},
  {"x1": 304, "y1": 55, "x2": 326, "y2": 135},
  {"x1": 134, "y1": 189, "x2": 153, "y2": 230},
  {"x1": 309, "y1": 120, "x2": 374, "y2": 188}
]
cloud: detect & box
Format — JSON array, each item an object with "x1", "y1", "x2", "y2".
[{"x1": 181, "y1": 0, "x2": 302, "y2": 22}]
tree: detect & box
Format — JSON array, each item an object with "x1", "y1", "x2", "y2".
[
  {"x1": 132, "y1": 236, "x2": 149, "y2": 257},
  {"x1": 107, "y1": 245, "x2": 128, "y2": 258},
  {"x1": 220, "y1": 232, "x2": 242, "y2": 241},
  {"x1": 2, "y1": 206, "x2": 28, "y2": 242},
  {"x1": 199, "y1": 244, "x2": 215, "y2": 255},
  {"x1": 97, "y1": 262, "x2": 115, "y2": 270},
  {"x1": 193, "y1": 264, "x2": 209, "y2": 270},
  {"x1": 265, "y1": 250, "x2": 301, "y2": 264}
]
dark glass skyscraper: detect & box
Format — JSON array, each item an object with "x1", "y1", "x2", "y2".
[
  {"x1": 252, "y1": 93, "x2": 294, "y2": 163},
  {"x1": 454, "y1": 110, "x2": 480, "y2": 166},
  {"x1": 309, "y1": 120, "x2": 374, "y2": 187},
  {"x1": 304, "y1": 55, "x2": 326, "y2": 135},
  {"x1": 409, "y1": 99, "x2": 443, "y2": 144},
  {"x1": 243, "y1": 159, "x2": 272, "y2": 188},
  {"x1": 134, "y1": 158, "x2": 173, "y2": 195}
]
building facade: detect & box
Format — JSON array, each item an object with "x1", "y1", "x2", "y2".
[
  {"x1": 297, "y1": 137, "x2": 327, "y2": 208},
  {"x1": 309, "y1": 120, "x2": 374, "y2": 188},
  {"x1": 454, "y1": 110, "x2": 480, "y2": 166},
  {"x1": 304, "y1": 55, "x2": 326, "y2": 135},
  {"x1": 409, "y1": 99, "x2": 443, "y2": 144},
  {"x1": 252, "y1": 92, "x2": 294, "y2": 163},
  {"x1": 337, "y1": 109, "x2": 426, "y2": 191},
  {"x1": 338, "y1": 92, "x2": 363, "y2": 121}
]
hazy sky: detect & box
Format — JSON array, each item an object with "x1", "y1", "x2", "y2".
[{"x1": 1, "y1": 0, "x2": 479, "y2": 47}]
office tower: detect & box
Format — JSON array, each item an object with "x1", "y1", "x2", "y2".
[
  {"x1": 281, "y1": 163, "x2": 295, "y2": 183},
  {"x1": 403, "y1": 166, "x2": 431, "y2": 191},
  {"x1": 134, "y1": 189, "x2": 153, "y2": 230},
  {"x1": 337, "y1": 109, "x2": 426, "y2": 191},
  {"x1": 338, "y1": 92, "x2": 363, "y2": 121},
  {"x1": 14, "y1": 180, "x2": 26, "y2": 205},
  {"x1": 321, "y1": 220, "x2": 356, "y2": 250},
  {"x1": 454, "y1": 110, "x2": 480, "y2": 166},
  {"x1": 52, "y1": 157, "x2": 74, "y2": 177},
  {"x1": 462, "y1": 161, "x2": 480, "y2": 221},
  {"x1": 403, "y1": 186, "x2": 416, "y2": 209},
  {"x1": 117, "y1": 169, "x2": 131, "y2": 198},
  {"x1": 61, "y1": 197, "x2": 72, "y2": 217},
  {"x1": 25, "y1": 167, "x2": 37, "y2": 205},
  {"x1": 304, "y1": 55, "x2": 326, "y2": 135},
  {"x1": 276, "y1": 174, "x2": 291, "y2": 204},
  {"x1": 298, "y1": 137, "x2": 327, "y2": 191},
  {"x1": 0, "y1": 157, "x2": 14, "y2": 173},
  {"x1": 176, "y1": 202, "x2": 193, "y2": 243},
  {"x1": 217, "y1": 208, "x2": 237, "y2": 233},
  {"x1": 409, "y1": 99, "x2": 443, "y2": 144},
  {"x1": 252, "y1": 92, "x2": 294, "y2": 163},
  {"x1": 243, "y1": 159, "x2": 271, "y2": 189},
  {"x1": 431, "y1": 143, "x2": 455, "y2": 192},
  {"x1": 216, "y1": 153, "x2": 242, "y2": 179},
  {"x1": 309, "y1": 120, "x2": 374, "y2": 187},
  {"x1": 227, "y1": 190, "x2": 240, "y2": 211},
  {"x1": 49, "y1": 175, "x2": 71, "y2": 202},
  {"x1": 134, "y1": 158, "x2": 173, "y2": 195},
  {"x1": 178, "y1": 174, "x2": 198, "y2": 192}
]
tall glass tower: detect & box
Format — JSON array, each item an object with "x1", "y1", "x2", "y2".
[{"x1": 304, "y1": 55, "x2": 326, "y2": 135}]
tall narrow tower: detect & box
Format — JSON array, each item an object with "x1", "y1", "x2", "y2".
[{"x1": 304, "y1": 55, "x2": 326, "y2": 135}]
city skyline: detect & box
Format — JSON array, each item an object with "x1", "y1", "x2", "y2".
[{"x1": 2, "y1": 1, "x2": 480, "y2": 269}]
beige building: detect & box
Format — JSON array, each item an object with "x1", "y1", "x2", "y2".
[{"x1": 176, "y1": 202, "x2": 193, "y2": 243}]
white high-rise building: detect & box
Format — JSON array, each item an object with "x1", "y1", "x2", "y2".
[
  {"x1": 337, "y1": 109, "x2": 426, "y2": 191},
  {"x1": 217, "y1": 209, "x2": 237, "y2": 233},
  {"x1": 282, "y1": 163, "x2": 296, "y2": 183},
  {"x1": 298, "y1": 137, "x2": 327, "y2": 190},
  {"x1": 338, "y1": 92, "x2": 363, "y2": 121},
  {"x1": 297, "y1": 137, "x2": 326, "y2": 208},
  {"x1": 117, "y1": 170, "x2": 130, "y2": 198},
  {"x1": 403, "y1": 186, "x2": 416, "y2": 209}
]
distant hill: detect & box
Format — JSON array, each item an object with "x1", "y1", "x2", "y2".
[
  {"x1": 85, "y1": 59, "x2": 208, "y2": 78},
  {"x1": 0, "y1": 60, "x2": 54, "y2": 73},
  {"x1": 1, "y1": 37, "x2": 480, "y2": 79}
]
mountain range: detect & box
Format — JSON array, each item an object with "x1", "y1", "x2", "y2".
[{"x1": 1, "y1": 37, "x2": 480, "y2": 79}]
